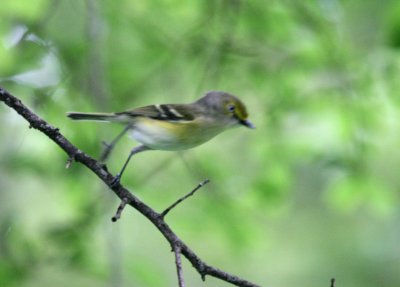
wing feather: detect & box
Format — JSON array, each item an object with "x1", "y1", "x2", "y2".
[{"x1": 116, "y1": 104, "x2": 195, "y2": 121}]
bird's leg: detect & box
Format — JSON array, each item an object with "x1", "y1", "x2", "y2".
[
  {"x1": 100, "y1": 124, "x2": 132, "y2": 162},
  {"x1": 111, "y1": 144, "x2": 150, "y2": 186}
]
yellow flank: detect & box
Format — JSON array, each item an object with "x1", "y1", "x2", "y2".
[{"x1": 132, "y1": 117, "x2": 224, "y2": 150}]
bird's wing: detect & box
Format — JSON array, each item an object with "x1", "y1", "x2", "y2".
[{"x1": 117, "y1": 104, "x2": 195, "y2": 121}]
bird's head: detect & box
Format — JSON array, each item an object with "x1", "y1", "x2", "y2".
[{"x1": 196, "y1": 91, "x2": 255, "y2": 129}]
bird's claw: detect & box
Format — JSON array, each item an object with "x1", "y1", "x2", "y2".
[{"x1": 111, "y1": 174, "x2": 121, "y2": 187}]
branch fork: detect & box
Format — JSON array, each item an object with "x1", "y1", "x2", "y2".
[{"x1": 160, "y1": 179, "x2": 210, "y2": 219}]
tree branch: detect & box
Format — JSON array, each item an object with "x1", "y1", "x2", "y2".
[{"x1": 0, "y1": 87, "x2": 261, "y2": 287}]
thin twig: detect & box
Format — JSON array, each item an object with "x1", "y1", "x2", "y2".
[
  {"x1": 160, "y1": 179, "x2": 210, "y2": 219},
  {"x1": 0, "y1": 87, "x2": 261, "y2": 287},
  {"x1": 111, "y1": 197, "x2": 129, "y2": 222},
  {"x1": 330, "y1": 278, "x2": 335, "y2": 287},
  {"x1": 174, "y1": 244, "x2": 185, "y2": 287},
  {"x1": 65, "y1": 156, "x2": 74, "y2": 169}
]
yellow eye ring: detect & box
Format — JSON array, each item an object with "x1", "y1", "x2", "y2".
[{"x1": 228, "y1": 105, "x2": 235, "y2": 112}]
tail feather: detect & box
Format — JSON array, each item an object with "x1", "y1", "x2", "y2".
[{"x1": 67, "y1": 112, "x2": 117, "y2": 122}]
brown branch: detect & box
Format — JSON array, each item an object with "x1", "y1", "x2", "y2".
[{"x1": 0, "y1": 87, "x2": 261, "y2": 287}]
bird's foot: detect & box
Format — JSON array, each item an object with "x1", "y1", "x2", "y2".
[{"x1": 111, "y1": 173, "x2": 121, "y2": 187}]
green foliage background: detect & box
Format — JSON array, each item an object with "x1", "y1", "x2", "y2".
[{"x1": 1, "y1": 0, "x2": 400, "y2": 286}]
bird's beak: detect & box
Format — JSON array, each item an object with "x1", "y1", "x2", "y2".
[{"x1": 240, "y1": 119, "x2": 255, "y2": 129}]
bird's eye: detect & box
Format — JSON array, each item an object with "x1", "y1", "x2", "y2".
[{"x1": 228, "y1": 105, "x2": 235, "y2": 112}]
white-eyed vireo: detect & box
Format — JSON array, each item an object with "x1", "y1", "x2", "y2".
[{"x1": 67, "y1": 91, "x2": 254, "y2": 185}]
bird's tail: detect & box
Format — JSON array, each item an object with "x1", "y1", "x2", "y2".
[{"x1": 67, "y1": 112, "x2": 118, "y2": 122}]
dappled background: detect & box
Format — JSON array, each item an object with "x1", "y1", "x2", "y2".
[{"x1": 1, "y1": 0, "x2": 400, "y2": 286}]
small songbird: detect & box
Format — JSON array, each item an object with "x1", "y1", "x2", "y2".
[{"x1": 67, "y1": 91, "x2": 254, "y2": 185}]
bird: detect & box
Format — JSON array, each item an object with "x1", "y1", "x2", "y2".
[{"x1": 67, "y1": 91, "x2": 254, "y2": 185}]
